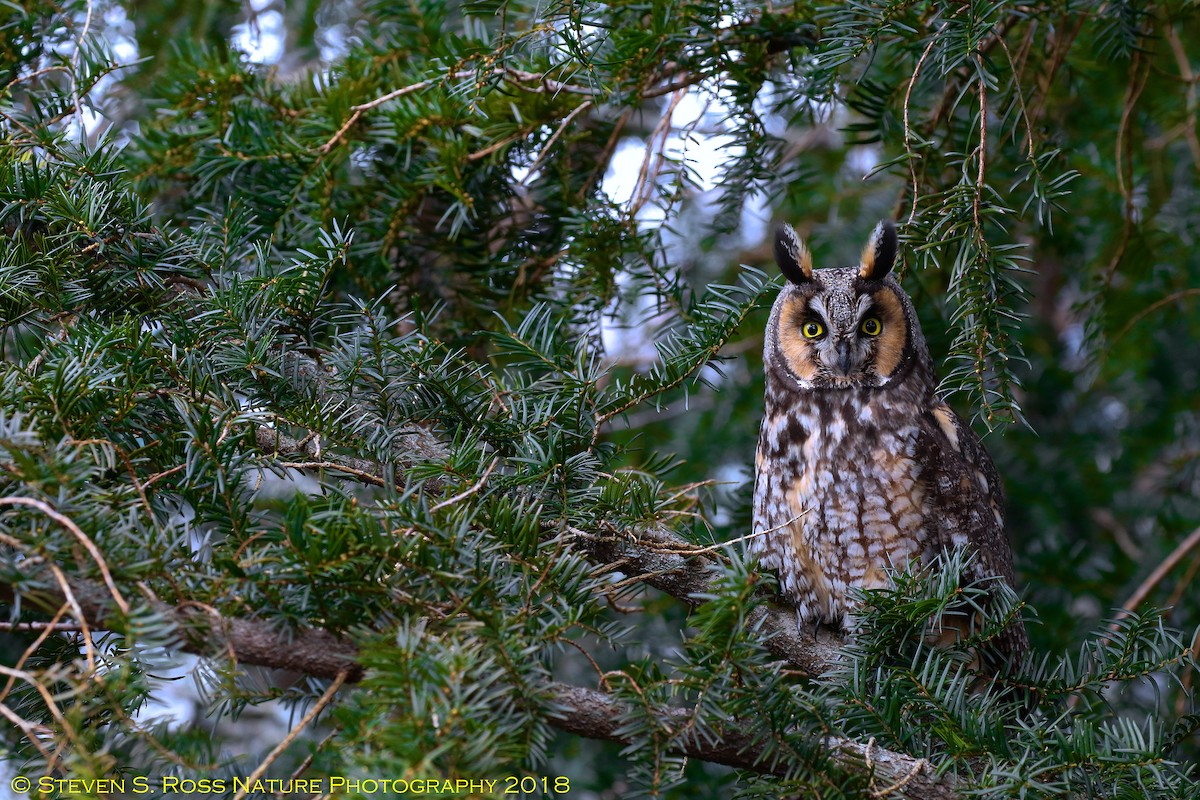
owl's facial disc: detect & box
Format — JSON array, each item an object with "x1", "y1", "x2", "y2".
[{"x1": 775, "y1": 277, "x2": 909, "y2": 388}]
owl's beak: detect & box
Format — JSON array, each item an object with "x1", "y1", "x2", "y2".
[{"x1": 833, "y1": 341, "x2": 855, "y2": 376}]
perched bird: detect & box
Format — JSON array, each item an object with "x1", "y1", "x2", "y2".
[{"x1": 749, "y1": 220, "x2": 1027, "y2": 666}]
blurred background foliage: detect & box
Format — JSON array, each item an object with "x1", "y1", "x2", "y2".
[{"x1": 3, "y1": 0, "x2": 1200, "y2": 797}]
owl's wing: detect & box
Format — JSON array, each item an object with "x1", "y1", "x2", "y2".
[
  {"x1": 750, "y1": 462, "x2": 805, "y2": 594},
  {"x1": 918, "y1": 402, "x2": 1027, "y2": 661}
]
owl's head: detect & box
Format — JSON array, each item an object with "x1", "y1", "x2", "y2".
[{"x1": 765, "y1": 220, "x2": 928, "y2": 391}]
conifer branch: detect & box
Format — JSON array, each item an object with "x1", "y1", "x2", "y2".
[
  {"x1": 6, "y1": 516, "x2": 840, "y2": 684},
  {"x1": 254, "y1": 426, "x2": 389, "y2": 487},
  {"x1": 0, "y1": 567, "x2": 943, "y2": 789},
  {"x1": 264, "y1": 354, "x2": 838, "y2": 675},
  {"x1": 0, "y1": 578, "x2": 364, "y2": 682},
  {"x1": 1110, "y1": 525, "x2": 1200, "y2": 636},
  {"x1": 256, "y1": 348, "x2": 450, "y2": 487},
  {"x1": 574, "y1": 523, "x2": 843, "y2": 676},
  {"x1": 544, "y1": 683, "x2": 960, "y2": 799},
  {"x1": 318, "y1": 67, "x2": 596, "y2": 154}
]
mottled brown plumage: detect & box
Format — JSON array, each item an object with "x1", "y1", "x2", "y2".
[{"x1": 750, "y1": 221, "x2": 1027, "y2": 669}]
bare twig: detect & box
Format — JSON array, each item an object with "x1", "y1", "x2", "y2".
[
  {"x1": 26, "y1": 313, "x2": 77, "y2": 374},
  {"x1": 0, "y1": 604, "x2": 72, "y2": 704},
  {"x1": 865, "y1": 736, "x2": 932, "y2": 798},
  {"x1": 1026, "y1": 13, "x2": 1089, "y2": 131},
  {"x1": 429, "y1": 457, "x2": 500, "y2": 513},
  {"x1": 1103, "y1": 48, "x2": 1150, "y2": 288},
  {"x1": 973, "y1": 53, "x2": 988, "y2": 236},
  {"x1": 0, "y1": 528, "x2": 99, "y2": 673},
  {"x1": 1110, "y1": 526, "x2": 1200, "y2": 635},
  {"x1": 521, "y1": 100, "x2": 595, "y2": 183},
  {"x1": 319, "y1": 67, "x2": 598, "y2": 154},
  {"x1": 903, "y1": 27, "x2": 943, "y2": 225},
  {"x1": 1112, "y1": 289, "x2": 1200, "y2": 344},
  {"x1": 71, "y1": 0, "x2": 94, "y2": 142},
  {"x1": 0, "y1": 663, "x2": 78, "y2": 768},
  {"x1": 232, "y1": 669, "x2": 350, "y2": 800},
  {"x1": 1114, "y1": 49, "x2": 1149, "y2": 209},
  {"x1": 995, "y1": 34, "x2": 1036, "y2": 161},
  {"x1": 0, "y1": 496, "x2": 131, "y2": 616},
  {"x1": 0, "y1": 702, "x2": 53, "y2": 762},
  {"x1": 466, "y1": 130, "x2": 528, "y2": 162},
  {"x1": 0, "y1": 621, "x2": 83, "y2": 633},
  {"x1": 319, "y1": 78, "x2": 442, "y2": 153},
  {"x1": 581, "y1": 107, "x2": 633, "y2": 197},
  {"x1": 1165, "y1": 23, "x2": 1200, "y2": 174},
  {"x1": 278, "y1": 460, "x2": 387, "y2": 487},
  {"x1": 628, "y1": 88, "x2": 688, "y2": 219}
]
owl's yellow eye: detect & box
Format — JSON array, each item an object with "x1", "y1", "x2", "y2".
[
  {"x1": 801, "y1": 321, "x2": 825, "y2": 339},
  {"x1": 860, "y1": 317, "x2": 882, "y2": 336}
]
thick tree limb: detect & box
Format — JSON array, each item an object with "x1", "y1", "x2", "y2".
[
  {"x1": 5, "y1": 571, "x2": 956, "y2": 796},
  {"x1": 544, "y1": 682, "x2": 959, "y2": 800},
  {"x1": 9, "y1": 518, "x2": 841, "y2": 687},
  {"x1": 2, "y1": 579, "x2": 363, "y2": 683}
]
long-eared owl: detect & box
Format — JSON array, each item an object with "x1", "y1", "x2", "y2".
[{"x1": 749, "y1": 220, "x2": 1027, "y2": 664}]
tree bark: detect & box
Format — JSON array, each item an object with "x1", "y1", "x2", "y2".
[
  {"x1": 544, "y1": 682, "x2": 959, "y2": 800},
  {"x1": 2, "y1": 554, "x2": 961, "y2": 797}
]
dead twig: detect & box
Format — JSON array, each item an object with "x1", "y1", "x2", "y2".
[
  {"x1": 903, "y1": 27, "x2": 943, "y2": 225},
  {"x1": 429, "y1": 457, "x2": 500, "y2": 513},
  {"x1": 232, "y1": 669, "x2": 351, "y2": 800},
  {"x1": 0, "y1": 620, "x2": 83, "y2": 633},
  {"x1": 278, "y1": 460, "x2": 387, "y2": 487},
  {"x1": 521, "y1": 100, "x2": 595, "y2": 183},
  {"x1": 320, "y1": 67, "x2": 597, "y2": 154},
  {"x1": 1110, "y1": 526, "x2": 1200, "y2": 636},
  {"x1": 1164, "y1": 24, "x2": 1200, "y2": 175},
  {"x1": 628, "y1": 88, "x2": 688, "y2": 219},
  {"x1": 0, "y1": 604, "x2": 73, "y2": 704},
  {"x1": 0, "y1": 496, "x2": 131, "y2": 617}
]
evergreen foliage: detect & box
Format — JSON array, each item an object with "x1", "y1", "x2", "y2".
[{"x1": 2, "y1": 1, "x2": 1200, "y2": 797}]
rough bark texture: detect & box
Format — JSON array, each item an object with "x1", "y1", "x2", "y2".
[
  {"x1": 545, "y1": 683, "x2": 959, "y2": 800},
  {"x1": 2, "y1": 579, "x2": 363, "y2": 682},
  {"x1": 4, "y1": 548, "x2": 961, "y2": 797}
]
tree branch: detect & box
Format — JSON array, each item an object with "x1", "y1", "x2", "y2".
[
  {"x1": 248, "y1": 348, "x2": 450, "y2": 491},
  {"x1": 9, "y1": 518, "x2": 836, "y2": 685},
  {"x1": 7, "y1": 564, "x2": 952, "y2": 793},
  {"x1": 1, "y1": 578, "x2": 363, "y2": 682},
  {"x1": 256, "y1": 349, "x2": 840, "y2": 677},
  {"x1": 544, "y1": 682, "x2": 959, "y2": 800},
  {"x1": 575, "y1": 523, "x2": 843, "y2": 677}
]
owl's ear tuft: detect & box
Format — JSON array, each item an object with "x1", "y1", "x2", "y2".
[
  {"x1": 774, "y1": 223, "x2": 813, "y2": 284},
  {"x1": 858, "y1": 220, "x2": 898, "y2": 280}
]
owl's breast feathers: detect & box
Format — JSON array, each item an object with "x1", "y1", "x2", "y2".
[
  {"x1": 752, "y1": 384, "x2": 928, "y2": 626},
  {"x1": 751, "y1": 384, "x2": 1028, "y2": 661}
]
